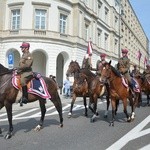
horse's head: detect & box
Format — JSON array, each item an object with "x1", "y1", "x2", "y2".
[
  {"x1": 66, "y1": 60, "x2": 80, "y2": 76},
  {"x1": 100, "y1": 61, "x2": 112, "y2": 83}
]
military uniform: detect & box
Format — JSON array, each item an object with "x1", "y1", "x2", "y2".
[
  {"x1": 18, "y1": 52, "x2": 33, "y2": 86},
  {"x1": 82, "y1": 54, "x2": 91, "y2": 69},
  {"x1": 96, "y1": 53, "x2": 107, "y2": 76},
  {"x1": 117, "y1": 49, "x2": 131, "y2": 83},
  {"x1": 143, "y1": 65, "x2": 150, "y2": 78},
  {"x1": 131, "y1": 66, "x2": 141, "y2": 77},
  {"x1": 18, "y1": 42, "x2": 33, "y2": 105}
]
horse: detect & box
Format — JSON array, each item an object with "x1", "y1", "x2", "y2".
[
  {"x1": 100, "y1": 61, "x2": 140, "y2": 126},
  {"x1": 66, "y1": 60, "x2": 108, "y2": 122},
  {"x1": 68, "y1": 72, "x2": 89, "y2": 117},
  {"x1": 0, "y1": 64, "x2": 63, "y2": 139},
  {"x1": 135, "y1": 74, "x2": 150, "y2": 106}
]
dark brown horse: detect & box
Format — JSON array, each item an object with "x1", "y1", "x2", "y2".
[
  {"x1": 66, "y1": 61, "x2": 107, "y2": 122},
  {"x1": 100, "y1": 61, "x2": 140, "y2": 126},
  {"x1": 0, "y1": 64, "x2": 63, "y2": 139},
  {"x1": 135, "y1": 75, "x2": 150, "y2": 106},
  {"x1": 68, "y1": 72, "x2": 89, "y2": 117}
]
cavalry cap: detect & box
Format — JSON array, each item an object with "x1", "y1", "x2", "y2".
[
  {"x1": 100, "y1": 53, "x2": 106, "y2": 58},
  {"x1": 20, "y1": 42, "x2": 30, "y2": 48},
  {"x1": 121, "y1": 49, "x2": 128, "y2": 54}
]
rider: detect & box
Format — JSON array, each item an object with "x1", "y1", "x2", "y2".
[
  {"x1": 96, "y1": 53, "x2": 107, "y2": 76},
  {"x1": 82, "y1": 53, "x2": 91, "y2": 69},
  {"x1": 117, "y1": 49, "x2": 134, "y2": 89},
  {"x1": 131, "y1": 65, "x2": 141, "y2": 78},
  {"x1": 142, "y1": 64, "x2": 150, "y2": 79},
  {"x1": 17, "y1": 42, "x2": 33, "y2": 104}
]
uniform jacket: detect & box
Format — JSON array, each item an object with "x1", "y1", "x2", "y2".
[
  {"x1": 117, "y1": 56, "x2": 130, "y2": 74},
  {"x1": 18, "y1": 52, "x2": 33, "y2": 78},
  {"x1": 82, "y1": 58, "x2": 91, "y2": 69},
  {"x1": 96, "y1": 60, "x2": 106, "y2": 75}
]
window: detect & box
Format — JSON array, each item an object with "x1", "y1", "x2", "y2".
[
  {"x1": 59, "y1": 14, "x2": 67, "y2": 34},
  {"x1": 104, "y1": 7, "x2": 109, "y2": 24},
  {"x1": 11, "y1": 9, "x2": 20, "y2": 30},
  {"x1": 35, "y1": 9, "x2": 46, "y2": 30},
  {"x1": 85, "y1": 23, "x2": 89, "y2": 41},
  {"x1": 114, "y1": 39, "x2": 118, "y2": 52},
  {"x1": 104, "y1": 33, "x2": 109, "y2": 50},
  {"x1": 97, "y1": 29, "x2": 102, "y2": 47},
  {"x1": 98, "y1": 1, "x2": 102, "y2": 18},
  {"x1": 114, "y1": 16, "x2": 118, "y2": 30}
]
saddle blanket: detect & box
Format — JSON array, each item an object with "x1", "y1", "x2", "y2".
[
  {"x1": 121, "y1": 77, "x2": 140, "y2": 93},
  {"x1": 12, "y1": 75, "x2": 51, "y2": 99}
]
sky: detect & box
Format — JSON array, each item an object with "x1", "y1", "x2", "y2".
[{"x1": 130, "y1": 0, "x2": 150, "y2": 42}]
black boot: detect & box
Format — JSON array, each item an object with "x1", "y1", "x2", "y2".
[{"x1": 20, "y1": 86, "x2": 28, "y2": 106}]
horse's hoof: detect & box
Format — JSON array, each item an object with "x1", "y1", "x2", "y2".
[
  {"x1": 68, "y1": 112, "x2": 72, "y2": 118},
  {"x1": 34, "y1": 125, "x2": 42, "y2": 131},
  {"x1": 59, "y1": 124, "x2": 63, "y2": 128},
  {"x1": 109, "y1": 122, "x2": 114, "y2": 126},
  {"x1": 4, "y1": 133, "x2": 12, "y2": 139}
]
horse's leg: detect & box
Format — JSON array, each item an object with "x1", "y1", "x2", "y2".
[
  {"x1": 0, "y1": 103, "x2": 4, "y2": 134},
  {"x1": 91, "y1": 96, "x2": 98, "y2": 123},
  {"x1": 83, "y1": 96, "x2": 88, "y2": 117},
  {"x1": 104, "y1": 94, "x2": 110, "y2": 118},
  {"x1": 110, "y1": 99, "x2": 116, "y2": 126},
  {"x1": 51, "y1": 94, "x2": 63, "y2": 127},
  {"x1": 122, "y1": 98, "x2": 131, "y2": 122},
  {"x1": 68, "y1": 94, "x2": 76, "y2": 118},
  {"x1": 34, "y1": 100, "x2": 46, "y2": 131},
  {"x1": 5, "y1": 102, "x2": 13, "y2": 139},
  {"x1": 115, "y1": 99, "x2": 119, "y2": 115},
  {"x1": 104, "y1": 85, "x2": 110, "y2": 118},
  {"x1": 147, "y1": 94, "x2": 150, "y2": 106}
]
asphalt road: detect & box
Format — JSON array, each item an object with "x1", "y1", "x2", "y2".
[{"x1": 0, "y1": 94, "x2": 149, "y2": 150}]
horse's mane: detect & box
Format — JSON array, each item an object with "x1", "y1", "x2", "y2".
[
  {"x1": 110, "y1": 65, "x2": 121, "y2": 77},
  {"x1": 0, "y1": 64, "x2": 12, "y2": 75},
  {"x1": 81, "y1": 68, "x2": 96, "y2": 77}
]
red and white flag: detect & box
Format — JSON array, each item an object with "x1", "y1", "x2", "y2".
[
  {"x1": 87, "y1": 40, "x2": 93, "y2": 56},
  {"x1": 137, "y1": 50, "x2": 142, "y2": 61}
]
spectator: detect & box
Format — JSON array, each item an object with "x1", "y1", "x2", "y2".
[{"x1": 63, "y1": 76, "x2": 71, "y2": 98}]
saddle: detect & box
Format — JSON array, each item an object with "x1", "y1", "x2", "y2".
[
  {"x1": 121, "y1": 77, "x2": 140, "y2": 93},
  {"x1": 12, "y1": 72, "x2": 51, "y2": 99}
]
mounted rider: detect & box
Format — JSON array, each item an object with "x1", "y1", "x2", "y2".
[
  {"x1": 142, "y1": 64, "x2": 150, "y2": 80},
  {"x1": 17, "y1": 42, "x2": 33, "y2": 105},
  {"x1": 117, "y1": 49, "x2": 133, "y2": 87},
  {"x1": 82, "y1": 53, "x2": 92, "y2": 69},
  {"x1": 96, "y1": 53, "x2": 107, "y2": 76},
  {"x1": 131, "y1": 65, "x2": 141, "y2": 78}
]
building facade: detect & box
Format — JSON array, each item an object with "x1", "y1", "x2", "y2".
[{"x1": 0, "y1": 0, "x2": 149, "y2": 88}]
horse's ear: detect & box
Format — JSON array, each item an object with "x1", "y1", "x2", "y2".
[{"x1": 109, "y1": 60, "x2": 111, "y2": 65}]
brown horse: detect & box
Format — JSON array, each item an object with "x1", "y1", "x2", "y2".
[
  {"x1": 100, "y1": 61, "x2": 140, "y2": 126},
  {"x1": 0, "y1": 64, "x2": 63, "y2": 139},
  {"x1": 68, "y1": 72, "x2": 89, "y2": 117},
  {"x1": 66, "y1": 61, "x2": 107, "y2": 122},
  {"x1": 135, "y1": 75, "x2": 150, "y2": 106}
]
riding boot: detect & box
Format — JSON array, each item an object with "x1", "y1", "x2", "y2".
[{"x1": 20, "y1": 86, "x2": 28, "y2": 106}]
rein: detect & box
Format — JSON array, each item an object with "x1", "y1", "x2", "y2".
[
  {"x1": 0, "y1": 76, "x2": 12, "y2": 89},
  {"x1": 0, "y1": 70, "x2": 13, "y2": 89}
]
